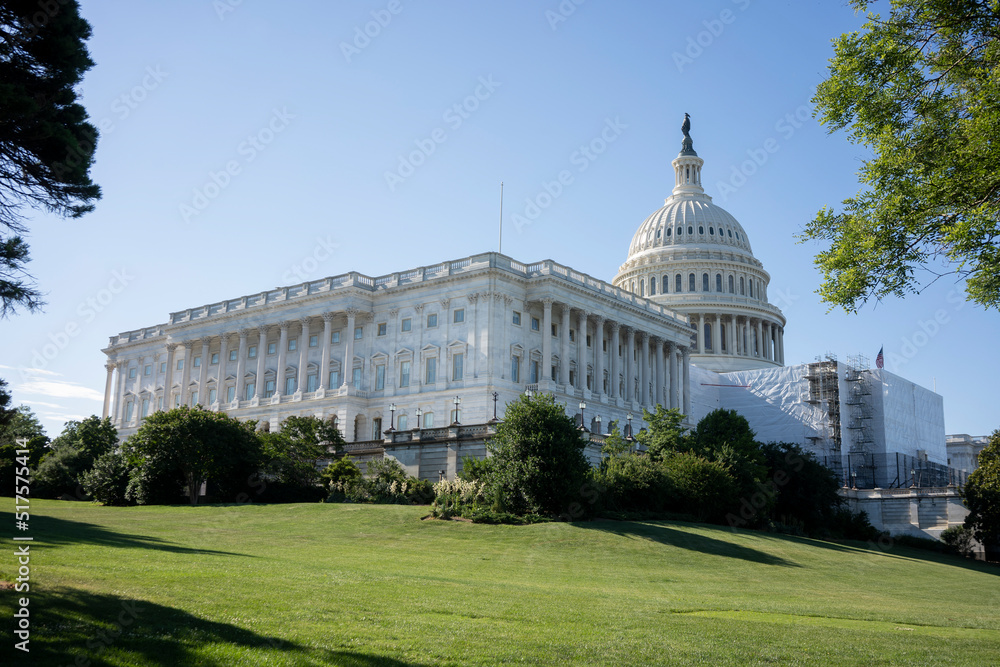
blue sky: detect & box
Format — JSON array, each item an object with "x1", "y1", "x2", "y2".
[{"x1": 3, "y1": 0, "x2": 998, "y2": 437}]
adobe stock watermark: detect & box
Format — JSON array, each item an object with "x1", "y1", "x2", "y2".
[
  {"x1": 714, "y1": 101, "x2": 812, "y2": 202},
  {"x1": 213, "y1": 0, "x2": 244, "y2": 21},
  {"x1": 545, "y1": 0, "x2": 586, "y2": 31},
  {"x1": 511, "y1": 117, "x2": 627, "y2": 233},
  {"x1": 179, "y1": 107, "x2": 295, "y2": 223},
  {"x1": 280, "y1": 236, "x2": 339, "y2": 284},
  {"x1": 25, "y1": 268, "x2": 135, "y2": 373},
  {"x1": 383, "y1": 75, "x2": 501, "y2": 192},
  {"x1": 340, "y1": 0, "x2": 404, "y2": 63},
  {"x1": 673, "y1": 0, "x2": 751, "y2": 73},
  {"x1": 884, "y1": 288, "x2": 966, "y2": 373}
]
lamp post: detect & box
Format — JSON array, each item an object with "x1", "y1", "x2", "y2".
[
  {"x1": 415, "y1": 407, "x2": 422, "y2": 429},
  {"x1": 579, "y1": 401, "x2": 587, "y2": 431},
  {"x1": 525, "y1": 388, "x2": 534, "y2": 398},
  {"x1": 388, "y1": 403, "x2": 396, "y2": 431},
  {"x1": 625, "y1": 412, "x2": 633, "y2": 441},
  {"x1": 452, "y1": 396, "x2": 462, "y2": 425},
  {"x1": 490, "y1": 391, "x2": 499, "y2": 422},
  {"x1": 595, "y1": 414, "x2": 602, "y2": 436}
]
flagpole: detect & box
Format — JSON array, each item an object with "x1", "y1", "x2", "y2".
[{"x1": 498, "y1": 181, "x2": 504, "y2": 255}]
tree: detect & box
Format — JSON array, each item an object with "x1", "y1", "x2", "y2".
[
  {"x1": 486, "y1": 393, "x2": 590, "y2": 517},
  {"x1": 124, "y1": 406, "x2": 262, "y2": 505},
  {"x1": 635, "y1": 406, "x2": 688, "y2": 461},
  {"x1": 962, "y1": 429, "x2": 1000, "y2": 558},
  {"x1": 257, "y1": 415, "x2": 341, "y2": 501},
  {"x1": 0, "y1": 402, "x2": 49, "y2": 495},
  {"x1": 33, "y1": 415, "x2": 117, "y2": 498},
  {"x1": 758, "y1": 442, "x2": 842, "y2": 535},
  {"x1": 80, "y1": 451, "x2": 132, "y2": 506},
  {"x1": 0, "y1": 1, "x2": 101, "y2": 316},
  {"x1": 802, "y1": 0, "x2": 1000, "y2": 311}
]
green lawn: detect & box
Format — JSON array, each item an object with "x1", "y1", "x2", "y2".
[{"x1": 2, "y1": 499, "x2": 998, "y2": 666}]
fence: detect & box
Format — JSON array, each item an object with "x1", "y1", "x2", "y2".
[{"x1": 818, "y1": 452, "x2": 969, "y2": 489}]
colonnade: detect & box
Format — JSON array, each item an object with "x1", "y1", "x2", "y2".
[{"x1": 687, "y1": 312, "x2": 784, "y2": 363}]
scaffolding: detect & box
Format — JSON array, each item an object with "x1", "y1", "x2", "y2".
[{"x1": 803, "y1": 353, "x2": 841, "y2": 455}]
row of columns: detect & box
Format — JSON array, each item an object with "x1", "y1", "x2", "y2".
[
  {"x1": 689, "y1": 312, "x2": 784, "y2": 363},
  {"x1": 537, "y1": 299, "x2": 691, "y2": 414}
]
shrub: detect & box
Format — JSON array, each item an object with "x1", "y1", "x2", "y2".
[
  {"x1": 660, "y1": 452, "x2": 739, "y2": 523},
  {"x1": 325, "y1": 456, "x2": 432, "y2": 505},
  {"x1": 33, "y1": 445, "x2": 91, "y2": 499},
  {"x1": 458, "y1": 454, "x2": 493, "y2": 482},
  {"x1": 597, "y1": 453, "x2": 674, "y2": 513},
  {"x1": 432, "y1": 478, "x2": 488, "y2": 519},
  {"x1": 941, "y1": 525, "x2": 977, "y2": 558},
  {"x1": 322, "y1": 458, "x2": 363, "y2": 487},
  {"x1": 826, "y1": 507, "x2": 882, "y2": 542},
  {"x1": 80, "y1": 451, "x2": 133, "y2": 506}
]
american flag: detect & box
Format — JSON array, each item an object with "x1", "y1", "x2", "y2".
[{"x1": 875, "y1": 346, "x2": 884, "y2": 369}]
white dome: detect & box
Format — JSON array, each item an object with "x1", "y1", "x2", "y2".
[{"x1": 627, "y1": 195, "x2": 753, "y2": 259}]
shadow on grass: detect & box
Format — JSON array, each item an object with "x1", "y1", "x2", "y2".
[
  {"x1": 3, "y1": 588, "x2": 431, "y2": 667},
  {"x1": 575, "y1": 519, "x2": 801, "y2": 567},
  {"x1": 27, "y1": 514, "x2": 249, "y2": 557}
]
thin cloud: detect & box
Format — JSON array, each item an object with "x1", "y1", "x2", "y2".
[{"x1": 17, "y1": 379, "x2": 103, "y2": 402}]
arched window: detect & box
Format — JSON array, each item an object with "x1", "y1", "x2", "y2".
[
  {"x1": 702, "y1": 273, "x2": 709, "y2": 291},
  {"x1": 704, "y1": 323, "x2": 712, "y2": 350},
  {"x1": 656, "y1": 229, "x2": 661, "y2": 239},
  {"x1": 677, "y1": 226, "x2": 683, "y2": 236},
  {"x1": 699, "y1": 226, "x2": 704, "y2": 234},
  {"x1": 728, "y1": 275, "x2": 735, "y2": 293},
  {"x1": 749, "y1": 280, "x2": 754, "y2": 298},
  {"x1": 728, "y1": 229, "x2": 733, "y2": 238},
  {"x1": 715, "y1": 273, "x2": 722, "y2": 292},
  {"x1": 649, "y1": 277, "x2": 656, "y2": 295},
  {"x1": 709, "y1": 227, "x2": 715, "y2": 235},
  {"x1": 396, "y1": 414, "x2": 407, "y2": 431},
  {"x1": 740, "y1": 276, "x2": 746, "y2": 295},
  {"x1": 663, "y1": 275, "x2": 670, "y2": 293},
  {"x1": 423, "y1": 411, "x2": 434, "y2": 428},
  {"x1": 639, "y1": 279, "x2": 645, "y2": 297},
  {"x1": 676, "y1": 274, "x2": 682, "y2": 292},
  {"x1": 688, "y1": 273, "x2": 695, "y2": 291},
  {"x1": 630, "y1": 280, "x2": 635, "y2": 293},
  {"x1": 666, "y1": 227, "x2": 672, "y2": 237},
  {"x1": 688, "y1": 226, "x2": 693, "y2": 235}
]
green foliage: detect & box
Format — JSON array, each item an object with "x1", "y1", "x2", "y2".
[
  {"x1": 458, "y1": 454, "x2": 494, "y2": 482},
  {"x1": 759, "y1": 442, "x2": 842, "y2": 534},
  {"x1": 124, "y1": 406, "x2": 262, "y2": 505},
  {"x1": 600, "y1": 420, "x2": 632, "y2": 458},
  {"x1": 0, "y1": 401, "x2": 49, "y2": 495},
  {"x1": 485, "y1": 393, "x2": 590, "y2": 518},
  {"x1": 962, "y1": 429, "x2": 1000, "y2": 549},
  {"x1": 802, "y1": 0, "x2": 1000, "y2": 311},
  {"x1": 636, "y1": 406, "x2": 687, "y2": 461},
  {"x1": 326, "y1": 456, "x2": 431, "y2": 505},
  {"x1": 661, "y1": 452, "x2": 740, "y2": 523},
  {"x1": 32, "y1": 415, "x2": 116, "y2": 499},
  {"x1": 827, "y1": 507, "x2": 882, "y2": 542},
  {"x1": 688, "y1": 409, "x2": 767, "y2": 506},
  {"x1": 256, "y1": 415, "x2": 339, "y2": 501},
  {"x1": 49, "y1": 415, "x2": 117, "y2": 461},
  {"x1": 597, "y1": 453, "x2": 675, "y2": 514},
  {"x1": 321, "y1": 457, "x2": 362, "y2": 486},
  {"x1": 80, "y1": 451, "x2": 132, "y2": 506},
  {"x1": 0, "y1": 1, "x2": 102, "y2": 316},
  {"x1": 941, "y1": 525, "x2": 977, "y2": 558}
]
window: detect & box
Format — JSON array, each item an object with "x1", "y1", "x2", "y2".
[
  {"x1": 401, "y1": 318, "x2": 412, "y2": 332},
  {"x1": 264, "y1": 380, "x2": 275, "y2": 398},
  {"x1": 688, "y1": 273, "x2": 695, "y2": 292},
  {"x1": 267, "y1": 342, "x2": 276, "y2": 355},
  {"x1": 423, "y1": 412, "x2": 434, "y2": 428},
  {"x1": 354, "y1": 326, "x2": 363, "y2": 340},
  {"x1": 329, "y1": 370, "x2": 339, "y2": 388},
  {"x1": 288, "y1": 338, "x2": 297, "y2": 351},
  {"x1": 650, "y1": 277, "x2": 656, "y2": 295},
  {"x1": 531, "y1": 317, "x2": 540, "y2": 331},
  {"x1": 427, "y1": 313, "x2": 438, "y2": 328},
  {"x1": 211, "y1": 353, "x2": 219, "y2": 365},
  {"x1": 160, "y1": 362, "x2": 166, "y2": 373},
  {"x1": 125, "y1": 401, "x2": 134, "y2": 421},
  {"x1": 586, "y1": 334, "x2": 592, "y2": 347},
  {"x1": 749, "y1": 280, "x2": 754, "y2": 298},
  {"x1": 144, "y1": 364, "x2": 152, "y2": 376},
  {"x1": 227, "y1": 386, "x2": 236, "y2": 402},
  {"x1": 663, "y1": 274, "x2": 669, "y2": 293},
  {"x1": 177, "y1": 359, "x2": 184, "y2": 370},
  {"x1": 529, "y1": 359, "x2": 539, "y2": 383},
  {"x1": 352, "y1": 367, "x2": 361, "y2": 389},
  {"x1": 551, "y1": 323, "x2": 558, "y2": 337},
  {"x1": 308, "y1": 373, "x2": 319, "y2": 393},
  {"x1": 453, "y1": 309, "x2": 464, "y2": 323},
  {"x1": 174, "y1": 394, "x2": 181, "y2": 408},
  {"x1": 702, "y1": 273, "x2": 709, "y2": 292},
  {"x1": 728, "y1": 229, "x2": 733, "y2": 237},
  {"x1": 229, "y1": 350, "x2": 237, "y2": 362},
  {"x1": 603, "y1": 340, "x2": 607, "y2": 352},
  {"x1": 377, "y1": 323, "x2": 387, "y2": 336},
  {"x1": 569, "y1": 329, "x2": 576, "y2": 342},
  {"x1": 245, "y1": 382, "x2": 255, "y2": 400},
  {"x1": 704, "y1": 323, "x2": 712, "y2": 351},
  {"x1": 372, "y1": 418, "x2": 382, "y2": 440},
  {"x1": 248, "y1": 346, "x2": 257, "y2": 359},
  {"x1": 709, "y1": 226, "x2": 715, "y2": 235},
  {"x1": 208, "y1": 388, "x2": 217, "y2": 404},
  {"x1": 129, "y1": 367, "x2": 137, "y2": 379},
  {"x1": 511, "y1": 356, "x2": 520, "y2": 383},
  {"x1": 285, "y1": 377, "x2": 296, "y2": 395},
  {"x1": 141, "y1": 398, "x2": 149, "y2": 418},
  {"x1": 640, "y1": 279, "x2": 645, "y2": 296},
  {"x1": 716, "y1": 274, "x2": 723, "y2": 292},
  {"x1": 397, "y1": 415, "x2": 408, "y2": 431},
  {"x1": 331, "y1": 330, "x2": 341, "y2": 344},
  {"x1": 193, "y1": 356, "x2": 202, "y2": 368},
  {"x1": 425, "y1": 358, "x2": 437, "y2": 384},
  {"x1": 677, "y1": 226, "x2": 683, "y2": 235},
  {"x1": 310, "y1": 335, "x2": 318, "y2": 347},
  {"x1": 400, "y1": 361, "x2": 411, "y2": 387},
  {"x1": 688, "y1": 226, "x2": 693, "y2": 235},
  {"x1": 375, "y1": 364, "x2": 385, "y2": 390},
  {"x1": 729, "y1": 275, "x2": 735, "y2": 293},
  {"x1": 452, "y1": 353, "x2": 464, "y2": 381},
  {"x1": 512, "y1": 311, "x2": 521, "y2": 326},
  {"x1": 740, "y1": 276, "x2": 746, "y2": 295},
  {"x1": 676, "y1": 274, "x2": 682, "y2": 292}
]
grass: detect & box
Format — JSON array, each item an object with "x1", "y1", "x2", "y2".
[{"x1": 2, "y1": 499, "x2": 999, "y2": 666}]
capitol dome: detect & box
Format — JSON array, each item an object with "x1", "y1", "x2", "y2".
[{"x1": 613, "y1": 116, "x2": 786, "y2": 372}]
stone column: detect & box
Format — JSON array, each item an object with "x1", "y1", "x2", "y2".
[
  {"x1": 756, "y1": 319, "x2": 763, "y2": 358},
  {"x1": 576, "y1": 310, "x2": 587, "y2": 390},
  {"x1": 253, "y1": 326, "x2": 268, "y2": 399},
  {"x1": 560, "y1": 304, "x2": 571, "y2": 386},
  {"x1": 682, "y1": 347, "x2": 691, "y2": 416},
  {"x1": 778, "y1": 327, "x2": 785, "y2": 364},
  {"x1": 593, "y1": 316, "x2": 605, "y2": 397},
  {"x1": 217, "y1": 334, "x2": 229, "y2": 406},
  {"x1": 624, "y1": 327, "x2": 635, "y2": 403},
  {"x1": 297, "y1": 318, "x2": 311, "y2": 393},
  {"x1": 714, "y1": 313, "x2": 721, "y2": 354},
  {"x1": 696, "y1": 314, "x2": 704, "y2": 353},
  {"x1": 102, "y1": 362, "x2": 115, "y2": 419},
  {"x1": 638, "y1": 332, "x2": 649, "y2": 405},
  {"x1": 276, "y1": 322, "x2": 289, "y2": 396},
  {"x1": 667, "y1": 342, "x2": 678, "y2": 410},
  {"x1": 198, "y1": 337, "x2": 211, "y2": 405},
  {"x1": 235, "y1": 329, "x2": 249, "y2": 403},
  {"x1": 728, "y1": 315, "x2": 736, "y2": 355},
  {"x1": 342, "y1": 309, "x2": 358, "y2": 388},
  {"x1": 111, "y1": 360, "x2": 125, "y2": 423},
  {"x1": 319, "y1": 313, "x2": 334, "y2": 391},
  {"x1": 609, "y1": 322, "x2": 620, "y2": 399},
  {"x1": 654, "y1": 337, "x2": 664, "y2": 408},
  {"x1": 180, "y1": 341, "x2": 194, "y2": 406},
  {"x1": 541, "y1": 298, "x2": 553, "y2": 381},
  {"x1": 163, "y1": 344, "x2": 176, "y2": 411}
]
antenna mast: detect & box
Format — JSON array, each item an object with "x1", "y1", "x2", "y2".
[{"x1": 498, "y1": 181, "x2": 504, "y2": 254}]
